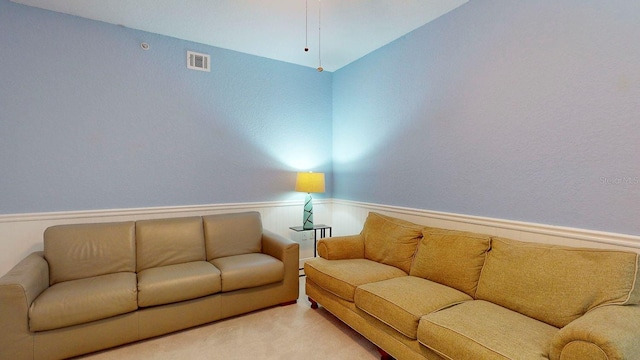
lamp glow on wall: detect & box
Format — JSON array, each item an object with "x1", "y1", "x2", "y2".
[{"x1": 295, "y1": 172, "x2": 325, "y2": 230}]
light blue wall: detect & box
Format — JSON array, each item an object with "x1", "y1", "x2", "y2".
[
  {"x1": 333, "y1": 0, "x2": 640, "y2": 235},
  {"x1": 2, "y1": 1, "x2": 639, "y2": 236},
  {"x1": 0, "y1": 0, "x2": 332, "y2": 214}
]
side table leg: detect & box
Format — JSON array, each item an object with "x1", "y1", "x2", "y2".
[{"x1": 313, "y1": 230, "x2": 317, "y2": 257}]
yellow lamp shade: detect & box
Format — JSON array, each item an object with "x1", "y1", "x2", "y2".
[{"x1": 295, "y1": 172, "x2": 325, "y2": 193}]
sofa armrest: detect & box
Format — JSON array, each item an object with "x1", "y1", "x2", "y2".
[
  {"x1": 550, "y1": 305, "x2": 640, "y2": 360},
  {"x1": 0, "y1": 251, "x2": 50, "y2": 360},
  {"x1": 317, "y1": 235, "x2": 365, "y2": 260}
]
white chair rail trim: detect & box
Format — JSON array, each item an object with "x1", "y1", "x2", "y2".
[{"x1": 332, "y1": 199, "x2": 640, "y2": 251}]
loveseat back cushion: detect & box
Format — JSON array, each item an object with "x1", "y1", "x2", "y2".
[
  {"x1": 44, "y1": 222, "x2": 136, "y2": 285},
  {"x1": 410, "y1": 229, "x2": 491, "y2": 297},
  {"x1": 203, "y1": 212, "x2": 263, "y2": 260},
  {"x1": 137, "y1": 261, "x2": 221, "y2": 307},
  {"x1": 136, "y1": 217, "x2": 206, "y2": 272},
  {"x1": 361, "y1": 212, "x2": 423, "y2": 273},
  {"x1": 476, "y1": 237, "x2": 640, "y2": 328}
]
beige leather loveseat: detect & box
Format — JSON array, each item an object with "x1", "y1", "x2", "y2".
[
  {"x1": 305, "y1": 212, "x2": 640, "y2": 360},
  {"x1": 0, "y1": 211, "x2": 299, "y2": 360}
]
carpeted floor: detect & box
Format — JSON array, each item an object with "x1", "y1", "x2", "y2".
[{"x1": 75, "y1": 277, "x2": 379, "y2": 359}]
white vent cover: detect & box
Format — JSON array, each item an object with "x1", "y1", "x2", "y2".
[{"x1": 187, "y1": 51, "x2": 210, "y2": 72}]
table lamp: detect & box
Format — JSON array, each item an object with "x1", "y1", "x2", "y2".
[{"x1": 295, "y1": 172, "x2": 325, "y2": 230}]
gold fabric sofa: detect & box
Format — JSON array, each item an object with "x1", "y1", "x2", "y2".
[
  {"x1": 305, "y1": 212, "x2": 640, "y2": 360},
  {"x1": 0, "y1": 211, "x2": 299, "y2": 360}
]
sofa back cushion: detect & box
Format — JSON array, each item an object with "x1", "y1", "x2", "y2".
[
  {"x1": 204, "y1": 212, "x2": 263, "y2": 260},
  {"x1": 410, "y1": 229, "x2": 491, "y2": 297},
  {"x1": 44, "y1": 221, "x2": 136, "y2": 285},
  {"x1": 476, "y1": 237, "x2": 640, "y2": 328},
  {"x1": 361, "y1": 212, "x2": 423, "y2": 273},
  {"x1": 136, "y1": 217, "x2": 205, "y2": 272}
]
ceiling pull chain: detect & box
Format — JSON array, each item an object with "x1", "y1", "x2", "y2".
[
  {"x1": 304, "y1": 0, "x2": 309, "y2": 52},
  {"x1": 317, "y1": 0, "x2": 323, "y2": 72}
]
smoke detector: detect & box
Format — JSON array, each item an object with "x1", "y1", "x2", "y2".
[{"x1": 187, "y1": 51, "x2": 210, "y2": 72}]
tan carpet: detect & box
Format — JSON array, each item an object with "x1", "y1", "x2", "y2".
[{"x1": 75, "y1": 277, "x2": 379, "y2": 359}]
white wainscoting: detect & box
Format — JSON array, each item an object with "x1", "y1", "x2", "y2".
[
  {"x1": 0, "y1": 200, "x2": 332, "y2": 277},
  {"x1": 2, "y1": 199, "x2": 639, "y2": 277},
  {"x1": 330, "y1": 199, "x2": 640, "y2": 252}
]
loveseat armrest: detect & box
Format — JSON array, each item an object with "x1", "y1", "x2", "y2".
[
  {"x1": 261, "y1": 230, "x2": 299, "y2": 262},
  {"x1": 261, "y1": 230, "x2": 299, "y2": 303},
  {"x1": 317, "y1": 234, "x2": 364, "y2": 260},
  {"x1": 0, "y1": 251, "x2": 50, "y2": 360},
  {"x1": 550, "y1": 305, "x2": 640, "y2": 360}
]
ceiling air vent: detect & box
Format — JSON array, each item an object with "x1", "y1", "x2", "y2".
[{"x1": 187, "y1": 51, "x2": 210, "y2": 72}]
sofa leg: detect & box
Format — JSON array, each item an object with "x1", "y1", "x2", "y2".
[
  {"x1": 377, "y1": 347, "x2": 395, "y2": 360},
  {"x1": 279, "y1": 300, "x2": 297, "y2": 306},
  {"x1": 308, "y1": 297, "x2": 319, "y2": 309}
]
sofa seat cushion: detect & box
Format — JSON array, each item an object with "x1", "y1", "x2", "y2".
[
  {"x1": 304, "y1": 257, "x2": 407, "y2": 302},
  {"x1": 137, "y1": 261, "x2": 221, "y2": 307},
  {"x1": 29, "y1": 272, "x2": 137, "y2": 331},
  {"x1": 210, "y1": 253, "x2": 284, "y2": 292},
  {"x1": 354, "y1": 276, "x2": 472, "y2": 339},
  {"x1": 418, "y1": 300, "x2": 558, "y2": 360}
]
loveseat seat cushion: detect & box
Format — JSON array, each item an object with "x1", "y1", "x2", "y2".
[
  {"x1": 136, "y1": 217, "x2": 206, "y2": 272},
  {"x1": 409, "y1": 228, "x2": 490, "y2": 297},
  {"x1": 29, "y1": 272, "x2": 137, "y2": 331},
  {"x1": 418, "y1": 300, "x2": 558, "y2": 360},
  {"x1": 304, "y1": 257, "x2": 407, "y2": 302},
  {"x1": 476, "y1": 237, "x2": 640, "y2": 328},
  {"x1": 211, "y1": 253, "x2": 284, "y2": 292},
  {"x1": 137, "y1": 261, "x2": 221, "y2": 307},
  {"x1": 361, "y1": 212, "x2": 424, "y2": 273},
  {"x1": 204, "y1": 212, "x2": 263, "y2": 260},
  {"x1": 44, "y1": 221, "x2": 136, "y2": 285},
  {"x1": 354, "y1": 276, "x2": 471, "y2": 339}
]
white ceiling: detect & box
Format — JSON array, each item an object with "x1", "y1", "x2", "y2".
[{"x1": 11, "y1": 0, "x2": 468, "y2": 72}]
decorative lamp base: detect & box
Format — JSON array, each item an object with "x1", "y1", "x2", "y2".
[{"x1": 303, "y1": 193, "x2": 314, "y2": 230}]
